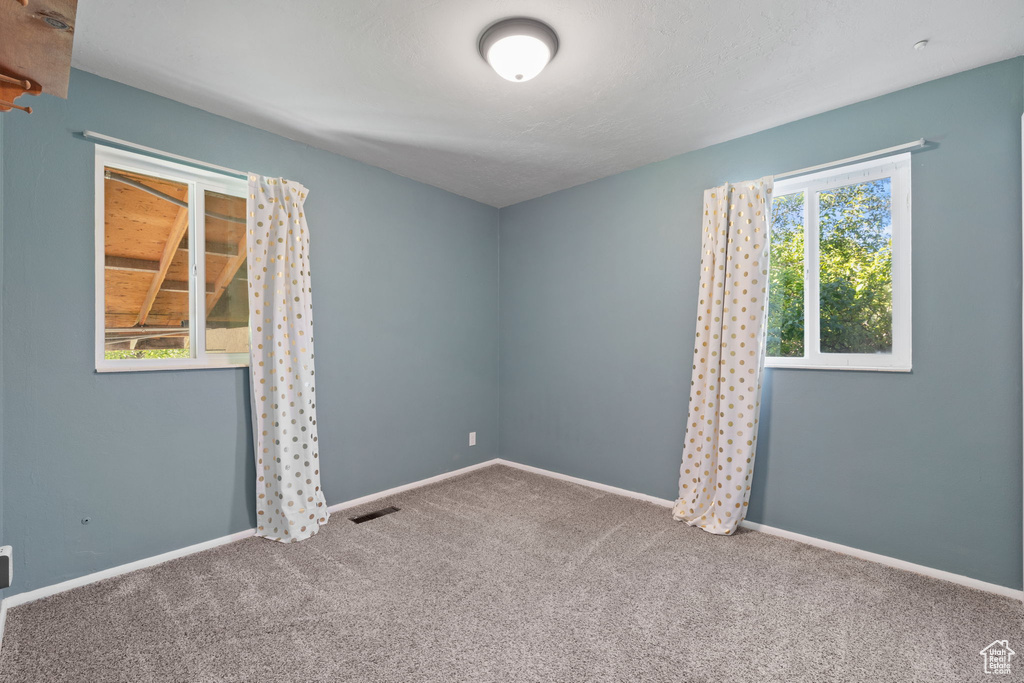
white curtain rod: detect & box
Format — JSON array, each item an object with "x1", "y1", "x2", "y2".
[
  {"x1": 774, "y1": 139, "x2": 927, "y2": 181},
  {"x1": 78, "y1": 130, "x2": 250, "y2": 180}
]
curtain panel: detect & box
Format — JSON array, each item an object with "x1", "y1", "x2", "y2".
[
  {"x1": 247, "y1": 175, "x2": 329, "y2": 542},
  {"x1": 673, "y1": 178, "x2": 773, "y2": 535}
]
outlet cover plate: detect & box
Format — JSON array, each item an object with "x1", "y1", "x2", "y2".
[{"x1": 0, "y1": 545, "x2": 11, "y2": 590}]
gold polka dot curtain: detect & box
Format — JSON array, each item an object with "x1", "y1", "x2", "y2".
[
  {"x1": 247, "y1": 175, "x2": 329, "y2": 543},
  {"x1": 672, "y1": 178, "x2": 773, "y2": 535}
]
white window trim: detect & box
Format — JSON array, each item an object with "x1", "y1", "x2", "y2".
[
  {"x1": 94, "y1": 146, "x2": 250, "y2": 373},
  {"x1": 765, "y1": 152, "x2": 912, "y2": 372}
]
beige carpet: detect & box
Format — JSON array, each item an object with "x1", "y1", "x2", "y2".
[{"x1": 0, "y1": 464, "x2": 1020, "y2": 682}]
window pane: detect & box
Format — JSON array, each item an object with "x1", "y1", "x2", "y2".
[
  {"x1": 767, "y1": 191, "x2": 805, "y2": 357},
  {"x1": 818, "y1": 179, "x2": 892, "y2": 355},
  {"x1": 204, "y1": 191, "x2": 250, "y2": 355},
  {"x1": 103, "y1": 167, "x2": 191, "y2": 360}
]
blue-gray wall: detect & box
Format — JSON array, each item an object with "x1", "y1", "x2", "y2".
[
  {"x1": 0, "y1": 110, "x2": 5, "y2": 602},
  {"x1": 1, "y1": 70, "x2": 500, "y2": 596},
  {"x1": 499, "y1": 58, "x2": 1024, "y2": 590}
]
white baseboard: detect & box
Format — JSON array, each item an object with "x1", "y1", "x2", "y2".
[
  {"x1": 738, "y1": 520, "x2": 1024, "y2": 601},
  {"x1": 326, "y1": 459, "x2": 500, "y2": 515},
  {"x1": 494, "y1": 459, "x2": 676, "y2": 508},
  {"x1": 2, "y1": 528, "x2": 258, "y2": 611},
  {"x1": 0, "y1": 456, "x2": 1018, "y2": 655}
]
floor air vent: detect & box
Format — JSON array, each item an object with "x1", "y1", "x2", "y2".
[{"x1": 349, "y1": 506, "x2": 401, "y2": 524}]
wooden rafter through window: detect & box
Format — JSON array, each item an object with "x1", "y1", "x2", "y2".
[
  {"x1": 104, "y1": 255, "x2": 158, "y2": 273},
  {"x1": 163, "y1": 280, "x2": 214, "y2": 294},
  {"x1": 206, "y1": 246, "x2": 247, "y2": 315},
  {"x1": 178, "y1": 237, "x2": 238, "y2": 257},
  {"x1": 105, "y1": 255, "x2": 240, "y2": 293},
  {"x1": 137, "y1": 201, "x2": 189, "y2": 326}
]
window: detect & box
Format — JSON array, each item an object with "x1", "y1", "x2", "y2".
[
  {"x1": 95, "y1": 147, "x2": 250, "y2": 372},
  {"x1": 766, "y1": 153, "x2": 911, "y2": 371}
]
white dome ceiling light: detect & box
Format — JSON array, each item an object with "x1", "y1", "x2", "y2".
[{"x1": 479, "y1": 18, "x2": 559, "y2": 83}]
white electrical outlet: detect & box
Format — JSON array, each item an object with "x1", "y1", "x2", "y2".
[
  {"x1": 469, "y1": 432, "x2": 476, "y2": 446},
  {"x1": 0, "y1": 545, "x2": 11, "y2": 590}
]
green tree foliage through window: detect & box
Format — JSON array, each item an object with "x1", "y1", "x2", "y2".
[
  {"x1": 767, "y1": 192, "x2": 805, "y2": 357},
  {"x1": 818, "y1": 179, "x2": 892, "y2": 353},
  {"x1": 767, "y1": 179, "x2": 893, "y2": 357}
]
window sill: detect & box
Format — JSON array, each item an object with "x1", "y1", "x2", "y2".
[
  {"x1": 764, "y1": 362, "x2": 911, "y2": 373},
  {"x1": 95, "y1": 361, "x2": 249, "y2": 373}
]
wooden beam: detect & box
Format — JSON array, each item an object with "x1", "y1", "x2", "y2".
[
  {"x1": 160, "y1": 280, "x2": 188, "y2": 293},
  {"x1": 106, "y1": 327, "x2": 188, "y2": 334},
  {"x1": 106, "y1": 312, "x2": 181, "y2": 328},
  {"x1": 205, "y1": 240, "x2": 247, "y2": 315},
  {"x1": 0, "y1": 0, "x2": 78, "y2": 99},
  {"x1": 105, "y1": 255, "x2": 159, "y2": 273},
  {"x1": 162, "y1": 279, "x2": 214, "y2": 294},
  {"x1": 178, "y1": 238, "x2": 238, "y2": 257},
  {"x1": 137, "y1": 201, "x2": 189, "y2": 326}
]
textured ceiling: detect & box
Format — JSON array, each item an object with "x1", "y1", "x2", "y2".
[{"x1": 73, "y1": 1, "x2": 1024, "y2": 208}]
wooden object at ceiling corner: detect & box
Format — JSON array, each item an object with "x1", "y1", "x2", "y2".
[{"x1": 0, "y1": 0, "x2": 78, "y2": 113}]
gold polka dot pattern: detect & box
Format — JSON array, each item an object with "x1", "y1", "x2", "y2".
[
  {"x1": 247, "y1": 174, "x2": 330, "y2": 543},
  {"x1": 671, "y1": 178, "x2": 773, "y2": 536}
]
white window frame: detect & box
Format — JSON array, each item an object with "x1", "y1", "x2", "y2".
[
  {"x1": 766, "y1": 152, "x2": 912, "y2": 372},
  {"x1": 95, "y1": 146, "x2": 250, "y2": 373}
]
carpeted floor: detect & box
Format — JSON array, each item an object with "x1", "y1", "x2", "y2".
[{"x1": 0, "y1": 464, "x2": 1020, "y2": 682}]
